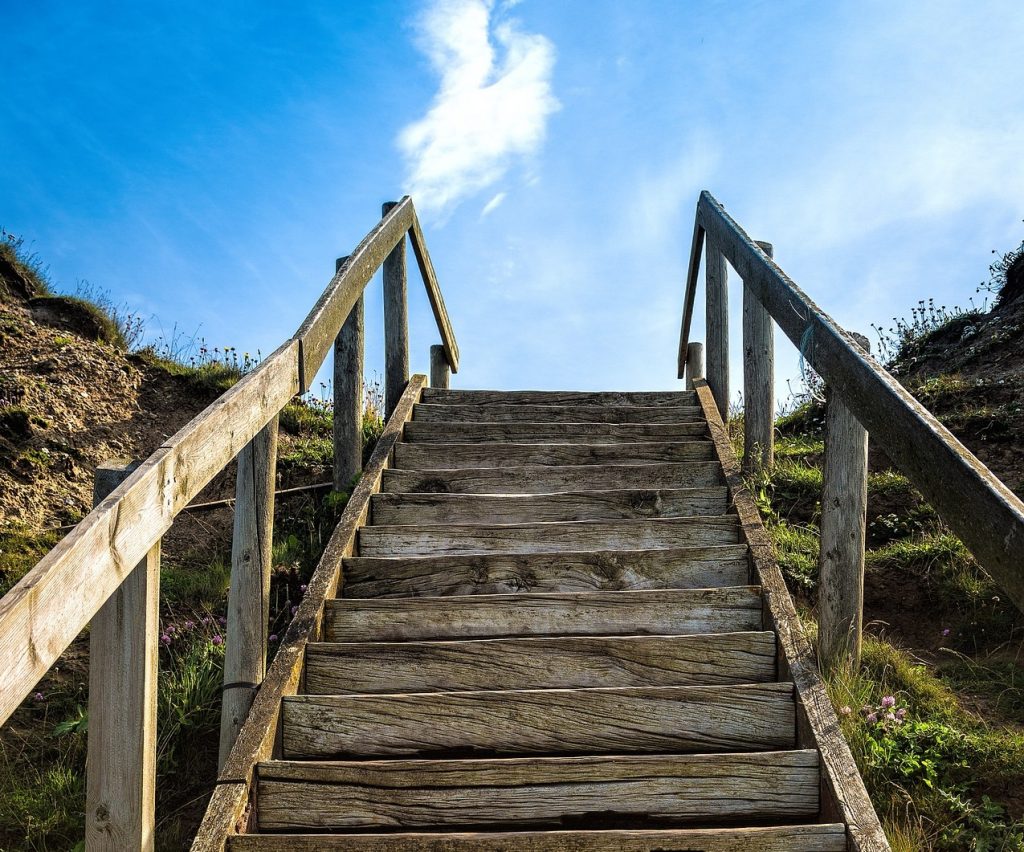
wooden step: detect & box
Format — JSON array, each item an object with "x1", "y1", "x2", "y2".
[
  {"x1": 371, "y1": 488, "x2": 729, "y2": 526},
  {"x1": 404, "y1": 421, "x2": 707, "y2": 444},
  {"x1": 420, "y1": 389, "x2": 697, "y2": 407},
  {"x1": 305, "y1": 632, "x2": 777, "y2": 694},
  {"x1": 255, "y1": 750, "x2": 821, "y2": 831},
  {"x1": 230, "y1": 824, "x2": 847, "y2": 851},
  {"x1": 282, "y1": 683, "x2": 794, "y2": 759},
  {"x1": 394, "y1": 441, "x2": 715, "y2": 469},
  {"x1": 382, "y1": 462, "x2": 724, "y2": 494},
  {"x1": 341, "y1": 545, "x2": 751, "y2": 598},
  {"x1": 358, "y1": 516, "x2": 739, "y2": 557},
  {"x1": 327, "y1": 588, "x2": 763, "y2": 641},
  {"x1": 413, "y1": 402, "x2": 704, "y2": 424}
]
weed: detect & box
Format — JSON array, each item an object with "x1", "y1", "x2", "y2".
[
  {"x1": 0, "y1": 228, "x2": 53, "y2": 299},
  {"x1": 871, "y1": 297, "x2": 987, "y2": 368},
  {"x1": 0, "y1": 524, "x2": 61, "y2": 597}
]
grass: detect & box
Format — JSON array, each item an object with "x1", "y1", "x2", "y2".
[{"x1": 0, "y1": 523, "x2": 61, "y2": 598}]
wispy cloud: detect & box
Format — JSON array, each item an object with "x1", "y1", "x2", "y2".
[{"x1": 398, "y1": 0, "x2": 559, "y2": 217}]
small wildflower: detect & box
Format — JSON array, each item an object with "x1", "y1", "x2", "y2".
[
  {"x1": 291, "y1": 605, "x2": 298, "y2": 616},
  {"x1": 942, "y1": 628, "x2": 951, "y2": 637},
  {"x1": 269, "y1": 634, "x2": 278, "y2": 642},
  {"x1": 839, "y1": 705, "x2": 852, "y2": 716},
  {"x1": 896, "y1": 708, "x2": 907, "y2": 720},
  {"x1": 33, "y1": 692, "x2": 44, "y2": 702},
  {"x1": 212, "y1": 634, "x2": 223, "y2": 646},
  {"x1": 866, "y1": 712, "x2": 878, "y2": 724},
  {"x1": 300, "y1": 584, "x2": 308, "y2": 593},
  {"x1": 218, "y1": 616, "x2": 227, "y2": 626},
  {"x1": 160, "y1": 634, "x2": 171, "y2": 645},
  {"x1": 185, "y1": 621, "x2": 195, "y2": 630},
  {"x1": 881, "y1": 696, "x2": 896, "y2": 709}
]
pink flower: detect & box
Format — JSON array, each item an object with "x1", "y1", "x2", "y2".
[
  {"x1": 160, "y1": 634, "x2": 171, "y2": 645},
  {"x1": 896, "y1": 708, "x2": 907, "y2": 720},
  {"x1": 291, "y1": 605, "x2": 298, "y2": 616},
  {"x1": 218, "y1": 617, "x2": 227, "y2": 626},
  {"x1": 33, "y1": 692, "x2": 44, "y2": 702},
  {"x1": 212, "y1": 634, "x2": 223, "y2": 646},
  {"x1": 942, "y1": 628, "x2": 951, "y2": 637},
  {"x1": 881, "y1": 696, "x2": 896, "y2": 709},
  {"x1": 269, "y1": 634, "x2": 278, "y2": 642},
  {"x1": 866, "y1": 712, "x2": 878, "y2": 724}
]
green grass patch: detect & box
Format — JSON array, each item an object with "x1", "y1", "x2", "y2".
[{"x1": 0, "y1": 524, "x2": 61, "y2": 598}]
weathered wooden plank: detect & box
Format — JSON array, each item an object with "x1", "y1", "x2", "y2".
[
  {"x1": 340, "y1": 545, "x2": 751, "y2": 598},
  {"x1": 293, "y1": 198, "x2": 412, "y2": 389},
  {"x1": 333, "y1": 274, "x2": 363, "y2": 490},
  {"x1": 404, "y1": 421, "x2": 707, "y2": 444},
  {"x1": 413, "y1": 403, "x2": 703, "y2": 423},
  {"x1": 229, "y1": 824, "x2": 848, "y2": 852},
  {"x1": 429, "y1": 344, "x2": 450, "y2": 389},
  {"x1": 305, "y1": 631, "x2": 777, "y2": 693},
  {"x1": 677, "y1": 216, "x2": 705, "y2": 378},
  {"x1": 86, "y1": 463, "x2": 159, "y2": 852},
  {"x1": 696, "y1": 189, "x2": 1024, "y2": 616},
  {"x1": 393, "y1": 441, "x2": 715, "y2": 469},
  {"x1": 359, "y1": 516, "x2": 739, "y2": 557},
  {"x1": 696, "y1": 380, "x2": 890, "y2": 851},
  {"x1": 421, "y1": 389, "x2": 696, "y2": 407},
  {"x1": 282, "y1": 683, "x2": 795, "y2": 759},
  {"x1": 220, "y1": 418, "x2": 279, "y2": 769},
  {"x1": 191, "y1": 377, "x2": 428, "y2": 850},
  {"x1": 410, "y1": 209, "x2": 459, "y2": 372},
  {"x1": 326, "y1": 587, "x2": 763, "y2": 641},
  {"x1": 255, "y1": 751, "x2": 821, "y2": 830},
  {"x1": 383, "y1": 201, "x2": 410, "y2": 417},
  {"x1": 371, "y1": 488, "x2": 729, "y2": 526},
  {"x1": 382, "y1": 461, "x2": 724, "y2": 495},
  {"x1": 684, "y1": 341, "x2": 704, "y2": 390},
  {"x1": 0, "y1": 340, "x2": 300, "y2": 727},
  {"x1": 705, "y1": 240, "x2": 729, "y2": 420}
]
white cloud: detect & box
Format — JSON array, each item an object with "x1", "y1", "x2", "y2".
[
  {"x1": 398, "y1": 0, "x2": 559, "y2": 217},
  {"x1": 480, "y1": 190, "x2": 507, "y2": 217}
]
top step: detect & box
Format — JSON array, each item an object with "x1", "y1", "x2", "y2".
[{"x1": 421, "y1": 389, "x2": 697, "y2": 407}]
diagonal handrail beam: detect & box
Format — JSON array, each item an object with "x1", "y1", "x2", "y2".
[{"x1": 679, "y1": 189, "x2": 1024, "y2": 614}]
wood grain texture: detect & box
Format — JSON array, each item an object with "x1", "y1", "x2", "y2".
[
  {"x1": 293, "y1": 198, "x2": 412, "y2": 389},
  {"x1": 282, "y1": 683, "x2": 795, "y2": 759},
  {"x1": 191, "y1": 377, "x2": 428, "y2": 850},
  {"x1": 677, "y1": 216, "x2": 705, "y2": 378},
  {"x1": 333, "y1": 285, "x2": 364, "y2": 490},
  {"x1": 684, "y1": 341, "x2": 704, "y2": 390},
  {"x1": 0, "y1": 340, "x2": 299, "y2": 727},
  {"x1": 705, "y1": 240, "x2": 729, "y2": 420},
  {"x1": 413, "y1": 403, "x2": 703, "y2": 423},
  {"x1": 255, "y1": 750, "x2": 821, "y2": 830},
  {"x1": 229, "y1": 824, "x2": 847, "y2": 852},
  {"x1": 220, "y1": 418, "x2": 279, "y2": 769},
  {"x1": 742, "y1": 244, "x2": 774, "y2": 473},
  {"x1": 393, "y1": 441, "x2": 715, "y2": 470},
  {"x1": 383, "y1": 201, "x2": 410, "y2": 418},
  {"x1": 404, "y1": 421, "x2": 707, "y2": 444},
  {"x1": 409, "y1": 208, "x2": 459, "y2": 372},
  {"x1": 421, "y1": 389, "x2": 697, "y2": 407},
  {"x1": 304, "y1": 631, "x2": 776, "y2": 693},
  {"x1": 818, "y1": 378, "x2": 869, "y2": 672},
  {"x1": 382, "y1": 462, "x2": 724, "y2": 495},
  {"x1": 696, "y1": 380, "x2": 890, "y2": 851},
  {"x1": 370, "y1": 488, "x2": 729, "y2": 526},
  {"x1": 326, "y1": 587, "x2": 763, "y2": 641},
  {"x1": 359, "y1": 516, "x2": 739, "y2": 557},
  {"x1": 86, "y1": 464, "x2": 159, "y2": 852},
  {"x1": 429, "y1": 344, "x2": 450, "y2": 389},
  {"x1": 696, "y1": 189, "x2": 1024, "y2": 616},
  {"x1": 340, "y1": 545, "x2": 751, "y2": 598}
]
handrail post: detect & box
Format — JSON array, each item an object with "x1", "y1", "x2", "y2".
[
  {"x1": 430, "y1": 344, "x2": 450, "y2": 389},
  {"x1": 743, "y1": 241, "x2": 775, "y2": 473},
  {"x1": 818, "y1": 333, "x2": 870, "y2": 673},
  {"x1": 219, "y1": 416, "x2": 279, "y2": 768},
  {"x1": 383, "y1": 200, "x2": 410, "y2": 418},
  {"x1": 705, "y1": 240, "x2": 729, "y2": 420},
  {"x1": 86, "y1": 460, "x2": 159, "y2": 852},
  {"x1": 684, "y1": 342, "x2": 704, "y2": 390},
  {"x1": 333, "y1": 255, "x2": 364, "y2": 490}
]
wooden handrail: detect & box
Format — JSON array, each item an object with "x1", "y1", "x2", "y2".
[
  {"x1": 0, "y1": 197, "x2": 457, "y2": 729},
  {"x1": 679, "y1": 189, "x2": 1024, "y2": 615}
]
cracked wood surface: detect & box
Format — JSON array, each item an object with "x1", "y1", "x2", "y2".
[
  {"x1": 404, "y1": 421, "x2": 708, "y2": 443},
  {"x1": 420, "y1": 389, "x2": 696, "y2": 407},
  {"x1": 393, "y1": 440, "x2": 715, "y2": 469},
  {"x1": 412, "y1": 402, "x2": 704, "y2": 423}
]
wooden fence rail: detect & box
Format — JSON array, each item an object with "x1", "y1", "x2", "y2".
[
  {"x1": 0, "y1": 197, "x2": 457, "y2": 849},
  {"x1": 679, "y1": 190, "x2": 1024, "y2": 663}
]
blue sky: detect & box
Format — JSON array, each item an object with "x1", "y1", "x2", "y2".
[{"x1": 3, "y1": 1, "x2": 1023, "y2": 400}]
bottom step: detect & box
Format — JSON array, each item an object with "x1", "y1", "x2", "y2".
[
  {"x1": 255, "y1": 751, "x2": 820, "y2": 831},
  {"x1": 230, "y1": 824, "x2": 847, "y2": 850}
]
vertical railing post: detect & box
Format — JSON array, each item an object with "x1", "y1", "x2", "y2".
[
  {"x1": 86, "y1": 460, "x2": 159, "y2": 852},
  {"x1": 705, "y1": 240, "x2": 729, "y2": 420},
  {"x1": 429, "y1": 344, "x2": 450, "y2": 389},
  {"x1": 684, "y1": 342, "x2": 704, "y2": 390},
  {"x1": 743, "y1": 241, "x2": 775, "y2": 473},
  {"x1": 382, "y1": 201, "x2": 409, "y2": 418},
  {"x1": 818, "y1": 333, "x2": 870, "y2": 673},
  {"x1": 219, "y1": 416, "x2": 279, "y2": 768},
  {"x1": 333, "y1": 255, "x2": 364, "y2": 490}
]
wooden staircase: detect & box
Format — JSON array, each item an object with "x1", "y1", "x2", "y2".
[{"x1": 229, "y1": 387, "x2": 848, "y2": 850}]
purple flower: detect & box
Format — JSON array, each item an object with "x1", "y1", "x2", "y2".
[
  {"x1": 291, "y1": 605, "x2": 298, "y2": 616},
  {"x1": 269, "y1": 634, "x2": 278, "y2": 642},
  {"x1": 881, "y1": 696, "x2": 896, "y2": 709},
  {"x1": 185, "y1": 621, "x2": 195, "y2": 630},
  {"x1": 212, "y1": 634, "x2": 223, "y2": 646},
  {"x1": 218, "y1": 616, "x2": 227, "y2": 626},
  {"x1": 942, "y1": 628, "x2": 951, "y2": 637},
  {"x1": 33, "y1": 692, "x2": 44, "y2": 702},
  {"x1": 300, "y1": 584, "x2": 308, "y2": 593},
  {"x1": 866, "y1": 712, "x2": 878, "y2": 724},
  {"x1": 160, "y1": 634, "x2": 171, "y2": 645},
  {"x1": 896, "y1": 708, "x2": 907, "y2": 720}
]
